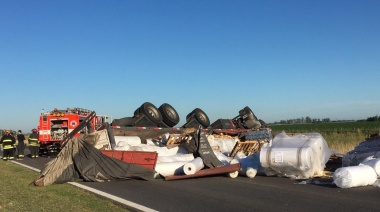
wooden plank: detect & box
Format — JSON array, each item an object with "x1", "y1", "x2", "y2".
[
  {"x1": 164, "y1": 163, "x2": 241, "y2": 181},
  {"x1": 229, "y1": 140, "x2": 265, "y2": 158}
]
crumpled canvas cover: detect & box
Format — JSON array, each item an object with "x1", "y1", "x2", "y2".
[{"x1": 33, "y1": 135, "x2": 156, "y2": 186}]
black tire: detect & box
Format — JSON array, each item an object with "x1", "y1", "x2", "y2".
[
  {"x1": 158, "y1": 103, "x2": 180, "y2": 127},
  {"x1": 192, "y1": 108, "x2": 210, "y2": 128},
  {"x1": 111, "y1": 117, "x2": 135, "y2": 126},
  {"x1": 134, "y1": 108, "x2": 140, "y2": 116},
  {"x1": 139, "y1": 102, "x2": 162, "y2": 124},
  {"x1": 186, "y1": 111, "x2": 193, "y2": 122},
  {"x1": 186, "y1": 108, "x2": 198, "y2": 122}
]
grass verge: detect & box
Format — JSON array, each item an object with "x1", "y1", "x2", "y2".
[
  {"x1": 270, "y1": 124, "x2": 375, "y2": 154},
  {"x1": 0, "y1": 161, "x2": 128, "y2": 212}
]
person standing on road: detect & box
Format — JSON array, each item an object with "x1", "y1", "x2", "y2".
[
  {"x1": 0, "y1": 129, "x2": 16, "y2": 161},
  {"x1": 28, "y1": 128, "x2": 39, "y2": 158},
  {"x1": 16, "y1": 130, "x2": 26, "y2": 159}
]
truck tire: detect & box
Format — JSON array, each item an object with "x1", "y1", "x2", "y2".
[
  {"x1": 192, "y1": 108, "x2": 210, "y2": 128},
  {"x1": 186, "y1": 108, "x2": 200, "y2": 122},
  {"x1": 186, "y1": 110, "x2": 194, "y2": 122},
  {"x1": 139, "y1": 102, "x2": 162, "y2": 124},
  {"x1": 111, "y1": 117, "x2": 135, "y2": 126},
  {"x1": 134, "y1": 108, "x2": 140, "y2": 116},
  {"x1": 158, "y1": 103, "x2": 180, "y2": 127}
]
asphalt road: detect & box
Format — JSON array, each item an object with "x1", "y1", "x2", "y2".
[{"x1": 15, "y1": 155, "x2": 380, "y2": 212}]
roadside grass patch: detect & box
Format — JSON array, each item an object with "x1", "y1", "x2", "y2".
[{"x1": 0, "y1": 161, "x2": 128, "y2": 212}]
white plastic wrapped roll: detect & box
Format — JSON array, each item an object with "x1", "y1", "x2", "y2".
[
  {"x1": 128, "y1": 144, "x2": 181, "y2": 156},
  {"x1": 211, "y1": 137, "x2": 238, "y2": 156},
  {"x1": 129, "y1": 146, "x2": 143, "y2": 151},
  {"x1": 157, "y1": 154, "x2": 195, "y2": 163},
  {"x1": 246, "y1": 167, "x2": 258, "y2": 178},
  {"x1": 114, "y1": 136, "x2": 141, "y2": 146},
  {"x1": 207, "y1": 135, "x2": 215, "y2": 143},
  {"x1": 228, "y1": 159, "x2": 240, "y2": 178},
  {"x1": 214, "y1": 151, "x2": 231, "y2": 165},
  {"x1": 333, "y1": 165, "x2": 378, "y2": 188},
  {"x1": 230, "y1": 158, "x2": 240, "y2": 165},
  {"x1": 113, "y1": 143, "x2": 131, "y2": 151},
  {"x1": 155, "y1": 161, "x2": 187, "y2": 177},
  {"x1": 361, "y1": 158, "x2": 380, "y2": 176},
  {"x1": 183, "y1": 157, "x2": 205, "y2": 175},
  {"x1": 238, "y1": 153, "x2": 264, "y2": 177}
]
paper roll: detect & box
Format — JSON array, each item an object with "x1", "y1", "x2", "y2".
[{"x1": 183, "y1": 157, "x2": 204, "y2": 175}]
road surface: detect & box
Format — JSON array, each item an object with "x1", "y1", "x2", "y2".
[{"x1": 14, "y1": 156, "x2": 380, "y2": 212}]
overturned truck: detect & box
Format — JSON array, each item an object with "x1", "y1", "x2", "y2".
[{"x1": 34, "y1": 103, "x2": 272, "y2": 186}]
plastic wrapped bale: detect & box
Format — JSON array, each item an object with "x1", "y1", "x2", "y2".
[
  {"x1": 260, "y1": 132, "x2": 331, "y2": 179},
  {"x1": 342, "y1": 136, "x2": 380, "y2": 167},
  {"x1": 333, "y1": 164, "x2": 378, "y2": 188},
  {"x1": 361, "y1": 157, "x2": 380, "y2": 176}
]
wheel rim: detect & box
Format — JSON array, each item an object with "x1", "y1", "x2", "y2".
[
  {"x1": 147, "y1": 106, "x2": 160, "y2": 120},
  {"x1": 196, "y1": 112, "x2": 210, "y2": 127},
  {"x1": 166, "y1": 108, "x2": 176, "y2": 120},
  {"x1": 197, "y1": 113, "x2": 207, "y2": 123}
]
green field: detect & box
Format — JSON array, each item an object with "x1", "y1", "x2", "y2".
[{"x1": 269, "y1": 121, "x2": 380, "y2": 154}]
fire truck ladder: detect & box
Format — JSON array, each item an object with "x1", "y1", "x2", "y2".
[{"x1": 60, "y1": 111, "x2": 97, "y2": 148}]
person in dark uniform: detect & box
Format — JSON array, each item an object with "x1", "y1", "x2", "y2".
[
  {"x1": 16, "y1": 130, "x2": 26, "y2": 159},
  {"x1": 28, "y1": 128, "x2": 40, "y2": 158},
  {"x1": 1, "y1": 129, "x2": 16, "y2": 161}
]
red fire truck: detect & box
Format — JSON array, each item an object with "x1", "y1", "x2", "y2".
[{"x1": 38, "y1": 108, "x2": 112, "y2": 156}]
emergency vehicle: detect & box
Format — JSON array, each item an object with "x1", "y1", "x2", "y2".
[{"x1": 38, "y1": 108, "x2": 112, "y2": 155}]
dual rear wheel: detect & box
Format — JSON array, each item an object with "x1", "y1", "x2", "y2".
[{"x1": 135, "y1": 102, "x2": 180, "y2": 127}]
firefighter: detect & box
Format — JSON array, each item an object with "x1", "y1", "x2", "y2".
[
  {"x1": 28, "y1": 128, "x2": 39, "y2": 158},
  {"x1": 16, "y1": 130, "x2": 26, "y2": 159},
  {"x1": 0, "y1": 129, "x2": 16, "y2": 161}
]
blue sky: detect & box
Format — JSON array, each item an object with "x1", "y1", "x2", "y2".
[{"x1": 1, "y1": 0, "x2": 379, "y2": 132}]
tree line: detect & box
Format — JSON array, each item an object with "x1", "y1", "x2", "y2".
[{"x1": 272, "y1": 115, "x2": 379, "y2": 125}]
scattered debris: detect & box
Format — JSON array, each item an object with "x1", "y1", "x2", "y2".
[{"x1": 31, "y1": 106, "x2": 380, "y2": 190}]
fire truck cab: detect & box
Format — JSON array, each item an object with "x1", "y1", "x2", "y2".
[{"x1": 38, "y1": 108, "x2": 112, "y2": 155}]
